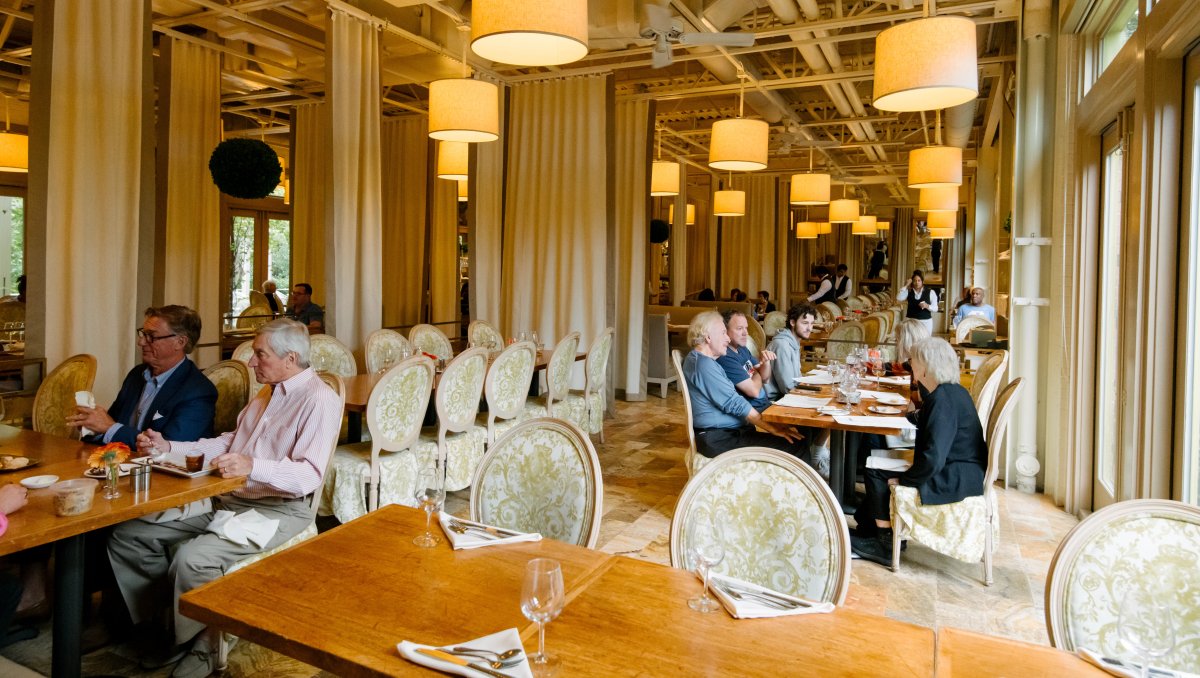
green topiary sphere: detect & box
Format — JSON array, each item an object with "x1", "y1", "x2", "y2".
[{"x1": 208, "y1": 139, "x2": 282, "y2": 199}]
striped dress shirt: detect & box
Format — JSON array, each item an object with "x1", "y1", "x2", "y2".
[{"x1": 167, "y1": 368, "x2": 341, "y2": 500}]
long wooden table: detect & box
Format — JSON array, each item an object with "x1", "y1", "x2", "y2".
[
  {"x1": 0, "y1": 425, "x2": 245, "y2": 678},
  {"x1": 181, "y1": 505, "x2": 937, "y2": 676},
  {"x1": 935, "y1": 627, "x2": 1106, "y2": 676}
]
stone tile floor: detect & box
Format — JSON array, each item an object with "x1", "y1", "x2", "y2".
[{"x1": 1, "y1": 389, "x2": 1079, "y2": 676}]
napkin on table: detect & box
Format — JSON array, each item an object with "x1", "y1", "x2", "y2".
[
  {"x1": 1077, "y1": 647, "x2": 1199, "y2": 678},
  {"x1": 707, "y1": 573, "x2": 835, "y2": 619},
  {"x1": 857, "y1": 389, "x2": 908, "y2": 405},
  {"x1": 438, "y1": 513, "x2": 542, "y2": 550},
  {"x1": 205, "y1": 509, "x2": 279, "y2": 548},
  {"x1": 75, "y1": 391, "x2": 96, "y2": 436},
  {"x1": 398, "y1": 628, "x2": 532, "y2": 678}
]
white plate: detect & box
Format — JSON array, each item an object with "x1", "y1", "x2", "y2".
[
  {"x1": 20, "y1": 474, "x2": 58, "y2": 489},
  {"x1": 868, "y1": 405, "x2": 902, "y2": 415},
  {"x1": 873, "y1": 393, "x2": 909, "y2": 406},
  {"x1": 84, "y1": 463, "x2": 136, "y2": 479}
]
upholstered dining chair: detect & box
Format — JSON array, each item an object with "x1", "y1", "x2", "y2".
[
  {"x1": 479, "y1": 341, "x2": 536, "y2": 447},
  {"x1": 364, "y1": 328, "x2": 412, "y2": 374},
  {"x1": 414, "y1": 347, "x2": 489, "y2": 491},
  {"x1": 646, "y1": 314, "x2": 677, "y2": 399},
  {"x1": 889, "y1": 378, "x2": 1024, "y2": 585},
  {"x1": 955, "y1": 315, "x2": 995, "y2": 344},
  {"x1": 845, "y1": 296, "x2": 864, "y2": 312},
  {"x1": 745, "y1": 315, "x2": 767, "y2": 358},
  {"x1": 1045, "y1": 499, "x2": 1200, "y2": 672},
  {"x1": 248, "y1": 289, "x2": 269, "y2": 310},
  {"x1": 969, "y1": 350, "x2": 1009, "y2": 427},
  {"x1": 669, "y1": 447, "x2": 852, "y2": 605},
  {"x1": 819, "y1": 301, "x2": 842, "y2": 322},
  {"x1": 470, "y1": 417, "x2": 603, "y2": 548},
  {"x1": 307, "y1": 334, "x2": 357, "y2": 377},
  {"x1": 523, "y1": 332, "x2": 584, "y2": 427},
  {"x1": 563, "y1": 327, "x2": 613, "y2": 443},
  {"x1": 409, "y1": 323, "x2": 454, "y2": 360},
  {"x1": 467, "y1": 320, "x2": 505, "y2": 351},
  {"x1": 33, "y1": 353, "x2": 97, "y2": 439},
  {"x1": 762, "y1": 311, "x2": 787, "y2": 339},
  {"x1": 236, "y1": 303, "x2": 273, "y2": 330},
  {"x1": 231, "y1": 339, "x2": 263, "y2": 398},
  {"x1": 671, "y1": 349, "x2": 709, "y2": 477},
  {"x1": 214, "y1": 371, "x2": 345, "y2": 672},
  {"x1": 201, "y1": 360, "x2": 249, "y2": 435},
  {"x1": 824, "y1": 321, "x2": 864, "y2": 362},
  {"x1": 860, "y1": 315, "x2": 883, "y2": 346},
  {"x1": 321, "y1": 356, "x2": 434, "y2": 522},
  {"x1": 835, "y1": 299, "x2": 851, "y2": 314}
]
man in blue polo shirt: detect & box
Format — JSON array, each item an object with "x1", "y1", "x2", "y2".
[{"x1": 715, "y1": 310, "x2": 774, "y2": 413}]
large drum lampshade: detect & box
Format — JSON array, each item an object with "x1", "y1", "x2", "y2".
[
  {"x1": 470, "y1": 0, "x2": 589, "y2": 67},
  {"x1": 708, "y1": 118, "x2": 769, "y2": 171},
  {"x1": 873, "y1": 15, "x2": 978, "y2": 112},
  {"x1": 790, "y1": 172, "x2": 831, "y2": 205},
  {"x1": 714, "y1": 190, "x2": 746, "y2": 217},
  {"x1": 908, "y1": 145, "x2": 963, "y2": 188},
  {"x1": 919, "y1": 186, "x2": 959, "y2": 212},
  {"x1": 651, "y1": 161, "x2": 680, "y2": 196},
  {"x1": 829, "y1": 198, "x2": 860, "y2": 223},
  {"x1": 428, "y1": 79, "x2": 500, "y2": 143}
]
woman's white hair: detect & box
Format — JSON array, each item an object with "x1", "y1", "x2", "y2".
[
  {"x1": 909, "y1": 337, "x2": 960, "y2": 384},
  {"x1": 257, "y1": 318, "x2": 311, "y2": 367},
  {"x1": 687, "y1": 311, "x2": 725, "y2": 348},
  {"x1": 895, "y1": 319, "x2": 931, "y2": 363}
]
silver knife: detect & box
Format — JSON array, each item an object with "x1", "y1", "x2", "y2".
[{"x1": 720, "y1": 582, "x2": 812, "y2": 607}]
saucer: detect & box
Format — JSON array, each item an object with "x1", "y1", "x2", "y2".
[
  {"x1": 868, "y1": 405, "x2": 902, "y2": 415},
  {"x1": 20, "y1": 474, "x2": 58, "y2": 489},
  {"x1": 84, "y1": 463, "x2": 136, "y2": 479}
]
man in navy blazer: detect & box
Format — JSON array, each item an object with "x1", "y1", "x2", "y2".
[{"x1": 68, "y1": 305, "x2": 217, "y2": 447}]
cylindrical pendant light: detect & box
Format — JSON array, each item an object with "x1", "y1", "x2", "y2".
[
  {"x1": 437, "y1": 140, "x2": 469, "y2": 181},
  {"x1": 872, "y1": 16, "x2": 978, "y2": 112},
  {"x1": 796, "y1": 221, "x2": 818, "y2": 239},
  {"x1": 651, "y1": 161, "x2": 680, "y2": 196},
  {"x1": 919, "y1": 186, "x2": 959, "y2": 212},
  {"x1": 714, "y1": 190, "x2": 746, "y2": 217},
  {"x1": 708, "y1": 118, "x2": 769, "y2": 171},
  {"x1": 852, "y1": 215, "x2": 878, "y2": 235},
  {"x1": 928, "y1": 210, "x2": 958, "y2": 230},
  {"x1": 829, "y1": 198, "x2": 860, "y2": 223},
  {"x1": 428, "y1": 79, "x2": 499, "y2": 143},
  {"x1": 790, "y1": 173, "x2": 831, "y2": 205},
  {"x1": 929, "y1": 227, "x2": 956, "y2": 239},
  {"x1": 908, "y1": 145, "x2": 963, "y2": 188},
  {"x1": 470, "y1": 0, "x2": 589, "y2": 67},
  {"x1": 457, "y1": 180, "x2": 469, "y2": 202},
  {"x1": 669, "y1": 203, "x2": 696, "y2": 225},
  {"x1": 876, "y1": 220, "x2": 891, "y2": 230},
  {"x1": 0, "y1": 132, "x2": 28, "y2": 172},
  {"x1": 817, "y1": 222, "x2": 832, "y2": 235}
]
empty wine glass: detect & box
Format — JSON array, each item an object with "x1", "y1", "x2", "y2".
[
  {"x1": 378, "y1": 346, "x2": 396, "y2": 374},
  {"x1": 521, "y1": 558, "x2": 565, "y2": 674},
  {"x1": 412, "y1": 469, "x2": 445, "y2": 548},
  {"x1": 530, "y1": 331, "x2": 542, "y2": 351},
  {"x1": 1119, "y1": 588, "x2": 1175, "y2": 678},
  {"x1": 686, "y1": 516, "x2": 726, "y2": 613},
  {"x1": 518, "y1": 331, "x2": 528, "y2": 343}
]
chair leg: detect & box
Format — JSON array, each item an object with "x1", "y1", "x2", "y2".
[
  {"x1": 212, "y1": 628, "x2": 229, "y2": 672},
  {"x1": 891, "y1": 525, "x2": 902, "y2": 573},
  {"x1": 983, "y1": 522, "x2": 994, "y2": 586},
  {"x1": 659, "y1": 382, "x2": 667, "y2": 399}
]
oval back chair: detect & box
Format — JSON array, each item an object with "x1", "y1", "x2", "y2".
[
  {"x1": 202, "y1": 360, "x2": 249, "y2": 435},
  {"x1": 819, "y1": 301, "x2": 842, "y2": 321},
  {"x1": 481, "y1": 341, "x2": 537, "y2": 446},
  {"x1": 671, "y1": 349, "x2": 707, "y2": 477},
  {"x1": 580, "y1": 327, "x2": 614, "y2": 442},
  {"x1": 364, "y1": 328, "x2": 413, "y2": 374},
  {"x1": 308, "y1": 334, "x2": 357, "y2": 377},
  {"x1": 955, "y1": 315, "x2": 995, "y2": 344},
  {"x1": 409, "y1": 323, "x2": 454, "y2": 360},
  {"x1": 970, "y1": 350, "x2": 1009, "y2": 427},
  {"x1": 468, "y1": 320, "x2": 505, "y2": 351},
  {"x1": 416, "y1": 347, "x2": 489, "y2": 491},
  {"x1": 669, "y1": 447, "x2": 851, "y2": 604},
  {"x1": 236, "y1": 303, "x2": 272, "y2": 330},
  {"x1": 824, "y1": 321, "x2": 864, "y2": 362},
  {"x1": 231, "y1": 339, "x2": 263, "y2": 397},
  {"x1": 34, "y1": 353, "x2": 98, "y2": 439},
  {"x1": 860, "y1": 315, "x2": 883, "y2": 347},
  {"x1": 762, "y1": 311, "x2": 787, "y2": 339},
  {"x1": 470, "y1": 417, "x2": 603, "y2": 548}
]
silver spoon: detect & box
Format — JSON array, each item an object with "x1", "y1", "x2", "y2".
[
  {"x1": 452, "y1": 646, "x2": 523, "y2": 660},
  {"x1": 445, "y1": 647, "x2": 523, "y2": 668}
]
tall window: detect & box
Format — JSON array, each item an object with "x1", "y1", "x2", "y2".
[
  {"x1": 225, "y1": 208, "x2": 290, "y2": 317},
  {"x1": 1098, "y1": 0, "x2": 1138, "y2": 72},
  {"x1": 1179, "y1": 48, "x2": 1200, "y2": 505},
  {"x1": 0, "y1": 194, "x2": 23, "y2": 295},
  {"x1": 1094, "y1": 119, "x2": 1126, "y2": 508}
]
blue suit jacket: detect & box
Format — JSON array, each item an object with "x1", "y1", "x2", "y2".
[{"x1": 84, "y1": 358, "x2": 218, "y2": 448}]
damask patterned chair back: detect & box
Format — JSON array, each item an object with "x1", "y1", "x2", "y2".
[
  {"x1": 308, "y1": 334, "x2": 357, "y2": 377},
  {"x1": 844, "y1": 296, "x2": 864, "y2": 311},
  {"x1": 363, "y1": 356, "x2": 436, "y2": 512},
  {"x1": 468, "y1": 320, "x2": 505, "y2": 351},
  {"x1": 1045, "y1": 499, "x2": 1200, "y2": 672},
  {"x1": 582, "y1": 327, "x2": 614, "y2": 442},
  {"x1": 435, "y1": 347, "x2": 488, "y2": 437},
  {"x1": 409, "y1": 323, "x2": 454, "y2": 360},
  {"x1": 312, "y1": 372, "x2": 346, "y2": 510},
  {"x1": 545, "y1": 332, "x2": 580, "y2": 411},
  {"x1": 819, "y1": 302, "x2": 841, "y2": 322},
  {"x1": 236, "y1": 303, "x2": 273, "y2": 330},
  {"x1": 470, "y1": 417, "x2": 603, "y2": 547},
  {"x1": 762, "y1": 311, "x2": 787, "y2": 339},
  {"x1": 825, "y1": 321, "x2": 864, "y2": 362},
  {"x1": 745, "y1": 315, "x2": 766, "y2": 359},
  {"x1": 955, "y1": 315, "x2": 994, "y2": 344},
  {"x1": 970, "y1": 350, "x2": 1008, "y2": 427},
  {"x1": 483, "y1": 341, "x2": 536, "y2": 446},
  {"x1": 249, "y1": 289, "x2": 269, "y2": 310},
  {"x1": 868, "y1": 311, "x2": 891, "y2": 339},
  {"x1": 669, "y1": 447, "x2": 851, "y2": 604},
  {"x1": 0, "y1": 300, "x2": 24, "y2": 325},
  {"x1": 231, "y1": 339, "x2": 264, "y2": 397},
  {"x1": 855, "y1": 295, "x2": 874, "y2": 311},
  {"x1": 202, "y1": 360, "x2": 249, "y2": 436},
  {"x1": 834, "y1": 298, "x2": 851, "y2": 313},
  {"x1": 860, "y1": 315, "x2": 883, "y2": 346},
  {"x1": 364, "y1": 328, "x2": 412, "y2": 374},
  {"x1": 33, "y1": 353, "x2": 97, "y2": 439},
  {"x1": 671, "y1": 349, "x2": 707, "y2": 477}
]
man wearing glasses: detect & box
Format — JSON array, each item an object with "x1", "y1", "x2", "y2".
[
  {"x1": 68, "y1": 305, "x2": 217, "y2": 448},
  {"x1": 285, "y1": 282, "x2": 324, "y2": 334}
]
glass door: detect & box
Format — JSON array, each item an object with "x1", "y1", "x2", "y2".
[
  {"x1": 1177, "y1": 47, "x2": 1200, "y2": 505},
  {"x1": 223, "y1": 208, "x2": 291, "y2": 320}
]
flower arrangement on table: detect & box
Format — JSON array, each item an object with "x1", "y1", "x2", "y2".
[{"x1": 88, "y1": 442, "x2": 131, "y2": 469}]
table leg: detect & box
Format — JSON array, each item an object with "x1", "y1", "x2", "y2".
[
  {"x1": 347, "y1": 412, "x2": 362, "y2": 443},
  {"x1": 842, "y1": 431, "x2": 861, "y2": 513},
  {"x1": 52, "y1": 534, "x2": 85, "y2": 678},
  {"x1": 828, "y1": 430, "x2": 845, "y2": 506}
]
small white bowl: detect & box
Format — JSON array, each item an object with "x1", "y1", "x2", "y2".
[{"x1": 20, "y1": 474, "x2": 59, "y2": 490}]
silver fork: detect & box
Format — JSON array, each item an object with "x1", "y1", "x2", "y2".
[
  {"x1": 719, "y1": 586, "x2": 802, "y2": 610},
  {"x1": 436, "y1": 648, "x2": 522, "y2": 669}
]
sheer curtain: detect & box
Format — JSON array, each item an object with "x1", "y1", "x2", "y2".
[
  {"x1": 429, "y1": 176, "x2": 459, "y2": 327},
  {"x1": 501, "y1": 75, "x2": 610, "y2": 386},
  {"x1": 325, "y1": 8, "x2": 383, "y2": 354},
  {"x1": 470, "y1": 81, "x2": 506, "y2": 328},
  {"x1": 380, "y1": 117, "x2": 428, "y2": 327},
  {"x1": 892, "y1": 207, "x2": 916, "y2": 292},
  {"x1": 613, "y1": 99, "x2": 650, "y2": 398},
  {"x1": 292, "y1": 103, "x2": 329, "y2": 306},
  {"x1": 161, "y1": 38, "x2": 221, "y2": 366},
  {"x1": 719, "y1": 174, "x2": 776, "y2": 296}
]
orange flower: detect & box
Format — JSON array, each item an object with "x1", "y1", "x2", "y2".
[{"x1": 88, "y1": 442, "x2": 131, "y2": 469}]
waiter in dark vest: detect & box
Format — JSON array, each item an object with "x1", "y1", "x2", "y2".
[
  {"x1": 808, "y1": 264, "x2": 853, "y2": 304},
  {"x1": 897, "y1": 269, "x2": 938, "y2": 333}
]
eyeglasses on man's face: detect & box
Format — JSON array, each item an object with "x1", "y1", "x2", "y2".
[{"x1": 136, "y1": 328, "x2": 178, "y2": 344}]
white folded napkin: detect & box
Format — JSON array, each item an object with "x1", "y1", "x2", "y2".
[
  {"x1": 140, "y1": 499, "x2": 213, "y2": 524},
  {"x1": 1078, "y1": 647, "x2": 1198, "y2": 678},
  {"x1": 707, "y1": 573, "x2": 835, "y2": 619},
  {"x1": 205, "y1": 509, "x2": 279, "y2": 548},
  {"x1": 863, "y1": 375, "x2": 911, "y2": 386},
  {"x1": 75, "y1": 391, "x2": 96, "y2": 436},
  {"x1": 398, "y1": 628, "x2": 531, "y2": 678},
  {"x1": 795, "y1": 373, "x2": 838, "y2": 386},
  {"x1": 775, "y1": 394, "x2": 831, "y2": 409},
  {"x1": 834, "y1": 414, "x2": 917, "y2": 430},
  {"x1": 438, "y1": 513, "x2": 542, "y2": 550}
]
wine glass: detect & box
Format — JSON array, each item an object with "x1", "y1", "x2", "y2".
[
  {"x1": 530, "y1": 331, "x2": 542, "y2": 351},
  {"x1": 1119, "y1": 588, "x2": 1175, "y2": 678},
  {"x1": 378, "y1": 346, "x2": 396, "y2": 374},
  {"x1": 686, "y1": 516, "x2": 726, "y2": 613},
  {"x1": 521, "y1": 558, "x2": 565, "y2": 674},
  {"x1": 412, "y1": 469, "x2": 445, "y2": 548}
]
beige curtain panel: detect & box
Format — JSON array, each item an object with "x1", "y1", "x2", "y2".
[
  {"x1": 429, "y1": 174, "x2": 459, "y2": 327},
  {"x1": 613, "y1": 99, "x2": 650, "y2": 398},
  {"x1": 719, "y1": 174, "x2": 777, "y2": 298},
  {"x1": 292, "y1": 103, "x2": 329, "y2": 306},
  {"x1": 471, "y1": 81, "x2": 506, "y2": 329},
  {"x1": 380, "y1": 116, "x2": 429, "y2": 327}
]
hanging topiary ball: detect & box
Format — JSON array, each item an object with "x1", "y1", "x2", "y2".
[
  {"x1": 208, "y1": 139, "x2": 282, "y2": 199},
  {"x1": 649, "y1": 218, "x2": 670, "y2": 244}
]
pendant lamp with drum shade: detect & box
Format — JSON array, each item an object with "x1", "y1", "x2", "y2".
[
  {"x1": 829, "y1": 185, "x2": 859, "y2": 223},
  {"x1": 790, "y1": 148, "x2": 830, "y2": 205},
  {"x1": 709, "y1": 68, "x2": 768, "y2": 172},
  {"x1": 429, "y1": 26, "x2": 499, "y2": 143},
  {"x1": 872, "y1": 4, "x2": 978, "y2": 112},
  {"x1": 437, "y1": 140, "x2": 469, "y2": 181},
  {"x1": 457, "y1": 180, "x2": 469, "y2": 202},
  {"x1": 0, "y1": 96, "x2": 27, "y2": 172},
  {"x1": 919, "y1": 185, "x2": 958, "y2": 212},
  {"x1": 930, "y1": 227, "x2": 956, "y2": 239},
  {"x1": 796, "y1": 221, "x2": 818, "y2": 239},
  {"x1": 876, "y1": 220, "x2": 891, "y2": 230},
  {"x1": 714, "y1": 175, "x2": 745, "y2": 217},
  {"x1": 908, "y1": 110, "x2": 963, "y2": 188},
  {"x1": 817, "y1": 222, "x2": 832, "y2": 235},
  {"x1": 470, "y1": 0, "x2": 589, "y2": 67},
  {"x1": 853, "y1": 214, "x2": 877, "y2": 235},
  {"x1": 928, "y1": 210, "x2": 958, "y2": 231},
  {"x1": 651, "y1": 125, "x2": 679, "y2": 196},
  {"x1": 670, "y1": 202, "x2": 696, "y2": 225}
]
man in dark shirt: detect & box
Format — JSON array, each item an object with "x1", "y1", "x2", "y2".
[
  {"x1": 714, "y1": 310, "x2": 774, "y2": 413},
  {"x1": 286, "y1": 282, "x2": 325, "y2": 334}
]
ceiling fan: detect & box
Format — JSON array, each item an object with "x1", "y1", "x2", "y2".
[{"x1": 640, "y1": 4, "x2": 755, "y2": 69}]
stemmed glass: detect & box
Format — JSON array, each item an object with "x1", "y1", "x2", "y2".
[
  {"x1": 521, "y1": 558, "x2": 565, "y2": 675},
  {"x1": 1118, "y1": 588, "x2": 1175, "y2": 678},
  {"x1": 412, "y1": 468, "x2": 445, "y2": 548},
  {"x1": 686, "y1": 516, "x2": 726, "y2": 613},
  {"x1": 530, "y1": 331, "x2": 542, "y2": 351},
  {"x1": 378, "y1": 346, "x2": 396, "y2": 374}
]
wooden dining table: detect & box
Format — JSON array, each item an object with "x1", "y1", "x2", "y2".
[
  {"x1": 0, "y1": 425, "x2": 245, "y2": 678},
  {"x1": 181, "y1": 504, "x2": 938, "y2": 677},
  {"x1": 934, "y1": 627, "x2": 1107, "y2": 676}
]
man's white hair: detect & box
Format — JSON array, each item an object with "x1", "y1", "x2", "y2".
[
  {"x1": 257, "y1": 318, "x2": 311, "y2": 367},
  {"x1": 909, "y1": 337, "x2": 960, "y2": 384}
]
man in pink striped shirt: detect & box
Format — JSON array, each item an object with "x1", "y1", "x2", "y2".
[{"x1": 108, "y1": 319, "x2": 342, "y2": 678}]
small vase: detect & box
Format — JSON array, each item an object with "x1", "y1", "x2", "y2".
[{"x1": 103, "y1": 461, "x2": 121, "y2": 499}]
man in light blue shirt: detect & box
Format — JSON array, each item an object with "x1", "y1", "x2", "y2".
[{"x1": 953, "y1": 287, "x2": 997, "y2": 325}]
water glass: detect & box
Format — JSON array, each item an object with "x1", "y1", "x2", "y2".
[
  {"x1": 378, "y1": 346, "x2": 396, "y2": 374},
  {"x1": 686, "y1": 516, "x2": 726, "y2": 613},
  {"x1": 530, "y1": 331, "x2": 542, "y2": 351},
  {"x1": 521, "y1": 558, "x2": 565, "y2": 674},
  {"x1": 518, "y1": 331, "x2": 528, "y2": 343},
  {"x1": 412, "y1": 469, "x2": 445, "y2": 548},
  {"x1": 1119, "y1": 588, "x2": 1175, "y2": 678}
]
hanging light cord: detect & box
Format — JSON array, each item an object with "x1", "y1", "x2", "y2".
[
  {"x1": 458, "y1": 24, "x2": 470, "y2": 78},
  {"x1": 656, "y1": 124, "x2": 662, "y2": 161},
  {"x1": 935, "y1": 109, "x2": 943, "y2": 146},
  {"x1": 736, "y1": 64, "x2": 746, "y2": 118},
  {"x1": 1, "y1": 95, "x2": 9, "y2": 133}
]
